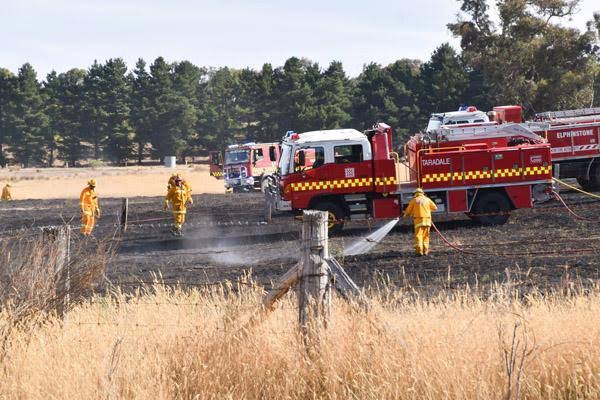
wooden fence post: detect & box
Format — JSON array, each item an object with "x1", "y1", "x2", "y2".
[
  {"x1": 264, "y1": 190, "x2": 273, "y2": 222},
  {"x1": 120, "y1": 198, "x2": 129, "y2": 233},
  {"x1": 298, "y1": 210, "x2": 331, "y2": 335},
  {"x1": 42, "y1": 225, "x2": 70, "y2": 317}
]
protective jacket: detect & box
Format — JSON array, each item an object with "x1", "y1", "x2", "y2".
[
  {"x1": 404, "y1": 193, "x2": 437, "y2": 227},
  {"x1": 80, "y1": 186, "x2": 99, "y2": 215},
  {"x1": 167, "y1": 176, "x2": 193, "y2": 202},
  {"x1": 404, "y1": 192, "x2": 438, "y2": 256},
  {"x1": 1, "y1": 186, "x2": 12, "y2": 201},
  {"x1": 165, "y1": 186, "x2": 190, "y2": 212},
  {"x1": 80, "y1": 186, "x2": 100, "y2": 235}
]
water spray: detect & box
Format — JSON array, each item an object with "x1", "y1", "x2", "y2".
[{"x1": 343, "y1": 218, "x2": 399, "y2": 256}]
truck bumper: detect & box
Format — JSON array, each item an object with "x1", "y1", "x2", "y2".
[
  {"x1": 266, "y1": 191, "x2": 292, "y2": 211},
  {"x1": 225, "y1": 177, "x2": 255, "y2": 191}
]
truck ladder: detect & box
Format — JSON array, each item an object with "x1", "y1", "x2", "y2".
[
  {"x1": 536, "y1": 107, "x2": 600, "y2": 121},
  {"x1": 427, "y1": 122, "x2": 548, "y2": 144}
]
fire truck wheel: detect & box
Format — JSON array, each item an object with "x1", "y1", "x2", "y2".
[
  {"x1": 582, "y1": 163, "x2": 600, "y2": 191},
  {"x1": 313, "y1": 201, "x2": 345, "y2": 234},
  {"x1": 472, "y1": 191, "x2": 511, "y2": 226},
  {"x1": 576, "y1": 176, "x2": 595, "y2": 191}
]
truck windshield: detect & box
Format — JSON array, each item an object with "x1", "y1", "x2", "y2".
[
  {"x1": 225, "y1": 149, "x2": 250, "y2": 164},
  {"x1": 279, "y1": 144, "x2": 292, "y2": 176}
]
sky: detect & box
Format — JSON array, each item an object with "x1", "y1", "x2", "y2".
[{"x1": 1, "y1": 0, "x2": 599, "y2": 79}]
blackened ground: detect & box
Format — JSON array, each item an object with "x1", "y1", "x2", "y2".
[{"x1": 1, "y1": 188, "x2": 599, "y2": 294}]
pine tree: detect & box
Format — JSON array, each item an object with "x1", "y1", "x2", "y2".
[
  {"x1": 53, "y1": 69, "x2": 88, "y2": 166},
  {"x1": 147, "y1": 57, "x2": 197, "y2": 158},
  {"x1": 0, "y1": 68, "x2": 17, "y2": 167},
  {"x1": 419, "y1": 44, "x2": 469, "y2": 121},
  {"x1": 313, "y1": 61, "x2": 352, "y2": 129},
  {"x1": 129, "y1": 59, "x2": 153, "y2": 164},
  {"x1": 103, "y1": 58, "x2": 133, "y2": 164},
  {"x1": 82, "y1": 61, "x2": 109, "y2": 160},
  {"x1": 11, "y1": 63, "x2": 48, "y2": 167},
  {"x1": 196, "y1": 67, "x2": 240, "y2": 151}
]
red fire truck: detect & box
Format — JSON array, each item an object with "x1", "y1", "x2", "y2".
[
  {"x1": 210, "y1": 142, "x2": 281, "y2": 192},
  {"x1": 269, "y1": 124, "x2": 553, "y2": 231},
  {"x1": 427, "y1": 106, "x2": 600, "y2": 190}
]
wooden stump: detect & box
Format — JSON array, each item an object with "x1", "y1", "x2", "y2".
[
  {"x1": 120, "y1": 198, "x2": 129, "y2": 233},
  {"x1": 298, "y1": 210, "x2": 331, "y2": 335}
]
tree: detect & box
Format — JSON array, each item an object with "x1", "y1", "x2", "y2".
[
  {"x1": 271, "y1": 57, "x2": 317, "y2": 133},
  {"x1": 419, "y1": 43, "x2": 469, "y2": 119},
  {"x1": 42, "y1": 71, "x2": 65, "y2": 166},
  {"x1": 82, "y1": 61, "x2": 109, "y2": 160},
  {"x1": 312, "y1": 61, "x2": 352, "y2": 130},
  {"x1": 196, "y1": 67, "x2": 240, "y2": 151},
  {"x1": 449, "y1": 0, "x2": 597, "y2": 113},
  {"x1": 129, "y1": 59, "x2": 153, "y2": 164},
  {"x1": 147, "y1": 57, "x2": 197, "y2": 158},
  {"x1": 53, "y1": 69, "x2": 87, "y2": 166},
  {"x1": 0, "y1": 68, "x2": 16, "y2": 166},
  {"x1": 172, "y1": 60, "x2": 203, "y2": 158},
  {"x1": 352, "y1": 60, "x2": 421, "y2": 141},
  {"x1": 11, "y1": 63, "x2": 48, "y2": 167},
  {"x1": 102, "y1": 58, "x2": 133, "y2": 164}
]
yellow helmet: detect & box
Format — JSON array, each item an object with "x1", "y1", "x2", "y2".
[
  {"x1": 414, "y1": 188, "x2": 424, "y2": 195},
  {"x1": 88, "y1": 179, "x2": 97, "y2": 187}
]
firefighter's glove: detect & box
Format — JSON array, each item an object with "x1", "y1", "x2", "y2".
[{"x1": 163, "y1": 203, "x2": 169, "y2": 211}]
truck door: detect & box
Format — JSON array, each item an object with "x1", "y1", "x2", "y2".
[{"x1": 209, "y1": 151, "x2": 223, "y2": 179}]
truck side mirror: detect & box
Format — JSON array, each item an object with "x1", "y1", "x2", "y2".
[
  {"x1": 297, "y1": 150, "x2": 305, "y2": 166},
  {"x1": 269, "y1": 146, "x2": 276, "y2": 161},
  {"x1": 252, "y1": 151, "x2": 258, "y2": 165}
]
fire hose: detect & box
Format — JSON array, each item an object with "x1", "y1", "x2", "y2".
[{"x1": 431, "y1": 190, "x2": 599, "y2": 256}]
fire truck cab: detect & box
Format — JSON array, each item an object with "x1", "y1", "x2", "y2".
[{"x1": 221, "y1": 142, "x2": 280, "y2": 193}]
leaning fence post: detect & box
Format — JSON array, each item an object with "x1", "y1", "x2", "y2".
[{"x1": 298, "y1": 210, "x2": 331, "y2": 336}]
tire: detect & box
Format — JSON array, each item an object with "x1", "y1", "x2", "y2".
[
  {"x1": 577, "y1": 176, "x2": 595, "y2": 191},
  {"x1": 580, "y1": 163, "x2": 600, "y2": 191},
  {"x1": 471, "y1": 191, "x2": 511, "y2": 226},
  {"x1": 313, "y1": 201, "x2": 345, "y2": 234}
]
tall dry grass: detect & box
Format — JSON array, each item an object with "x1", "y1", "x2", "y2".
[{"x1": 0, "y1": 275, "x2": 599, "y2": 399}]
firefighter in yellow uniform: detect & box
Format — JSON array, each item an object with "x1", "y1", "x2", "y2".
[
  {"x1": 164, "y1": 176, "x2": 192, "y2": 236},
  {"x1": 1, "y1": 183, "x2": 12, "y2": 201},
  {"x1": 80, "y1": 179, "x2": 100, "y2": 235},
  {"x1": 404, "y1": 188, "x2": 437, "y2": 256},
  {"x1": 167, "y1": 173, "x2": 193, "y2": 199}
]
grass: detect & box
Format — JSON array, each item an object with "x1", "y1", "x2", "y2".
[
  {"x1": 1, "y1": 234, "x2": 599, "y2": 399},
  {"x1": 0, "y1": 276, "x2": 599, "y2": 399}
]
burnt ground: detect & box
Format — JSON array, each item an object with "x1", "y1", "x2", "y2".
[{"x1": 1, "y1": 186, "x2": 599, "y2": 294}]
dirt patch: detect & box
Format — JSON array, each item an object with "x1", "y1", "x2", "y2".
[{"x1": 0, "y1": 165, "x2": 225, "y2": 200}]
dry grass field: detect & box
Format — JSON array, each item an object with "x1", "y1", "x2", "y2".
[
  {"x1": 0, "y1": 164, "x2": 225, "y2": 199},
  {"x1": 0, "y1": 283, "x2": 599, "y2": 399},
  {"x1": 2, "y1": 174, "x2": 600, "y2": 398}
]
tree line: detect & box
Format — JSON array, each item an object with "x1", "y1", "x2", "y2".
[{"x1": 0, "y1": 0, "x2": 599, "y2": 167}]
